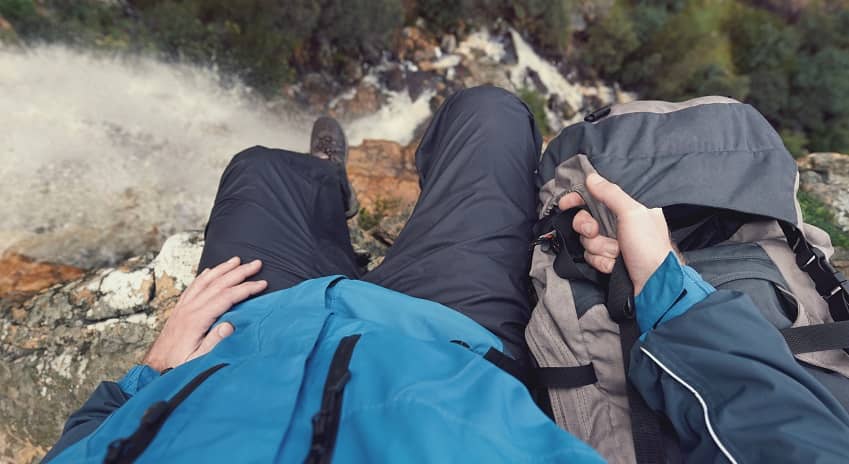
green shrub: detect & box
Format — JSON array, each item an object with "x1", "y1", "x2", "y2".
[
  {"x1": 798, "y1": 191, "x2": 849, "y2": 249},
  {"x1": 509, "y1": 0, "x2": 572, "y2": 53},
  {"x1": 411, "y1": 0, "x2": 572, "y2": 53},
  {"x1": 579, "y1": 0, "x2": 849, "y2": 155},
  {"x1": 518, "y1": 87, "x2": 551, "y2": 136},
  {"x1": 358, "y1": 197, "x2": 401, "y2": 231},
  {"x1": 790, "y1": 46, "x2": 849, "y2": 153},
  {"x1": 780, "y1": 129, "x2": 809, "y2": 158},
  {"x1": 0, "y1": 0, "x2": 45, "y2": 36},
  {"x1": 582, "y1": 1, "x2": 639, "y2": 78}
]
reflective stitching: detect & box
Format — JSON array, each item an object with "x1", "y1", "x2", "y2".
[{"x1": 639, "y1": 347, "x2": 738, "y2": 464}]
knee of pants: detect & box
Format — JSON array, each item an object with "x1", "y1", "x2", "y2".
[
  {"x1": 226, "y1": 145, "x2": 332, "y2": 178},
  {"x1": 229, "y1": 145, "x2": 291, "y2": 171},
  {"x1": 443, "y1": 85, "x2": 539, "y2": 142}
]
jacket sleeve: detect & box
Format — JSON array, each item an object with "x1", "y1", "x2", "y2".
[
  {"x1": 630, "y1": 280, "x2": 849, "y2": 462},
  {"x1": 43, "y1": 364, "x2": 159, "y2": 462},
  {"x1": 42, "y1": 381, "x2": 129, "y2": 462}
]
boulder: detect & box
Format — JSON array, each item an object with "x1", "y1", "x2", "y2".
[
  {"x1": 0, "y1": 253, "x2": 84, "y2": 304},
  {"x1": 329, "y1": 81, "x2": 385, "y2": 119},
  {"x1": 347, "y1": 140, "x2": 420, "y2": 214},
  {"x1": 396, "y1": 26, "x2": 439, "y2": 64},
  {"x1": 798, "y1": 152, "x2": 849, "y2": 233},
  {"x1": 0, "y1": 233, "x2": 200, "y2": 463}
]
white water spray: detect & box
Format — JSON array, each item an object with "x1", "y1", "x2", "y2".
[{"x1": 0, "y1": 45, "x2": 311, "y2": 266}]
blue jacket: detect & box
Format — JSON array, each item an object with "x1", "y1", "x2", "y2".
[
  {"x1": 46, "y1": 255, "x2": 849, "y2": 463},
  {"x1": 45, "y1": 276, "x2": 604, "y2": 463}
]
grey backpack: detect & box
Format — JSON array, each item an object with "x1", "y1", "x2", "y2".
[{"x1": 526, "y1": 97, "x2": 849, "y2": 464}]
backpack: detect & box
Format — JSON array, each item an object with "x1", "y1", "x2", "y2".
[{"x1": 525, "y1": 96, "x2": 849, "y2": 464}]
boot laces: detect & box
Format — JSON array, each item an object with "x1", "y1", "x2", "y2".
[{"x1": 316, "y1": 135, "x2": 341, "y2": 160}]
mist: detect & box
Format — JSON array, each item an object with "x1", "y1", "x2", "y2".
[{"x1": 0, "y1": 45, "x2": 312, "y2": 266}]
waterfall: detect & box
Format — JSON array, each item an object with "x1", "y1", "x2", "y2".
[{"x1": 0, "y1": 45, "x2": 313, "y2": 267}]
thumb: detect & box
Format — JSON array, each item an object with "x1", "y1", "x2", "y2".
[
  {"x1": 191, "y1": 322, "x2": 235, "y2": 360},
  {"x1": 585, "y1": 173, "x2": 644, "y2": 218}
]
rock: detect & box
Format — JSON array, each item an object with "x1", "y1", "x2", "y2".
[
  {"x1": 798, "y1": 152, "x2": 849, "y2": 232},
  {"x1": 347, "y1": 140, "x2": 420, "y2": 215},
  {"x1": 151, "y1": 232, "x2": 204, "y2": 304},
  {"x1": 0, "y1": 210, "x2": 425, "y2": 461},
  {"x1": 441, "y1": 34, "x2": 457, "y2": 54},
  {"x1": 0, "y1": 233, "x2": 204, "y2": 463},
  {"x1": 300, "y1": 72, "x2": 336, "y2": 109},
  {"x1": 380, "y1": 66, "x2": 406, "y2": 92},
  {"x1": 406, "y1": 71, "x2": 437, "y2": 101},
  {"x1": 833, "y1": 247, "x2": 849, "y2": 276},
  {"x1": 396, "y1": 26, "x2": 439, "y2": 63},
  {"x1": 0, "y1": 253, "x2": 84, "y2": 303},
  {"x1": 417, "y1": 54, "x2": 461, "y2": 74},
  {"x1": 85, "y1": 266, "x2": 154, "y2": 321},
  {"x1": 0, "y1": 16, "x2": 12, "y2": 33},
  {"x1": 330, "y1": 81, "x2": 384, "y2": 118}
]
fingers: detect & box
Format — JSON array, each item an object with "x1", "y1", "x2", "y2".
[
  {"x1": 201, "y1": 279, "x2": 268, "y2": 319},
  {"x1": 558, "y1": 191, "x2": 586, "y2": 211},
  {"x1": 183, "y1": 257, "x2": 241, "y2": 301},
  {"x1": 191, "y1": 322, "x2": 235, "y2": 361},
  {"x1": 210, "y1": 259, "x2": 263, "y2": 291},
  {"x1": 223, "y1": 280, "x2": 268, "y2": 306},
  {"x1": 585, "y1": 173, "x2": 645, "y2": 218},
  {"x1": 584, "y1": 251, "x2": 615, "y2": 274},
  {"x1": 572, "y1": 209, "x2": 598, "y2": 238},
  {"x1": 581, "y1": 234, "x2": 619, "y2": 259}
]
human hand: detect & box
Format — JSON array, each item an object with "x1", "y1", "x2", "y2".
[
  {"x1": 142, "y1": 257, "x2": 267, "y2": 372},
  {"x1": 559, "y1": 173, "x2": 673, "y2": 295}
]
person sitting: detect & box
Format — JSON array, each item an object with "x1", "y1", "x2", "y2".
[{"x1": 44, "y1": 86, "x2": 849, "y2": 463}]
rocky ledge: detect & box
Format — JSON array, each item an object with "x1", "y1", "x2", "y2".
[
  {"x1": 0, "y1": 201, "x2": 411, "y2": 464},
  {"x1": 3, "y1": 150, "x2": 849, "y2": 463}
]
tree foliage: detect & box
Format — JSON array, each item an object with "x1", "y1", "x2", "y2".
[
  {"x1": 2, "y1": 0, "x2": 848, "y2": 153},
  {"x1": 578, "y1": 0, "x2": 849, "y2": 154}
]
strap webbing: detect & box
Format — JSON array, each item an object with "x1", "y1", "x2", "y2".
[
  {"x1": 781, "y1": 321, "x2": 849, "y2": 354},
  {"x1": 104, "y1": 363, "x2": 229, "y2": 464},
  {"x1": 483, "y1": 348, "x2": 597, "y2": 389},
  {"x1": 608, "y1": 260, "x2": 666, "y2": 464},
  {"x1": 777, "y1": 222, "x2": 849, "y2": 355},
  {"x1": 779, "y1": 222, "x2": 849, "y2": 323},
  {"x1": 534, "y1": 207, "x2": 601, "y2": 283},
  {"x1": 306, "y1": 334, "x2": 361, "y2": 464},
  {"x1": 536, "y1": 365, "x2": 598, "y2": 389}
]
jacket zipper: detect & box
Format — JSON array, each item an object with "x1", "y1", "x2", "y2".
[
  {"x1": 305, "y1": 334, "x2": 362, "y2": 464},
  {"x1": 104, "y1": 363, "x2": 229, "y2": 464}
]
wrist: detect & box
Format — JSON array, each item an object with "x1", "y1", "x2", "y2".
[
  {"x1": 118, "y1": 364, "x2": 161, "y2": 395},
  {"x1": 634, "y1": 251, "x2": 715, "y2": 333},
  {"x1": 141, "y1": 342, "x2": 170, "y2": 373}
]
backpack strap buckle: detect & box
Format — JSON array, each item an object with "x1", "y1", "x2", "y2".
[
  {"x1": 780, "y1": 221, "x2": 849, "y2": 322},
  {"x1": 826, "y1": 279, "x2": 849, "y2": 322}
]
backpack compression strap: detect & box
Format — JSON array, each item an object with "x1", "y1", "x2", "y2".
[
  {"x1": 607, "y1": 259, "x2": 667, "y2": 464},
  {"x1": 533, "y1": 207, "x2": 667, "y2": 464},
  {"x1": 778, "y1": 222, "x2": 849, "y2": 355}
]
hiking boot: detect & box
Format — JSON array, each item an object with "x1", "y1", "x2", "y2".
[{"x1": 310, "y1": 116, "x2": 359, "y2": 218}]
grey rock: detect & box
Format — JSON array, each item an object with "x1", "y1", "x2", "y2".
[
  {"x1": 799, "y1": 152, "x2": 849, "y2": 233},
  {"x1": 0, "y1": 217, "x2": 406, "y2": 462},
  {"x1": 0, "y1": 234, "x2": 202, "y2": 463},
  {"x1": 440, "y1": 34, "x2": 457, "y2": 54},
  {"x1": 381, "y1": 66, "x2": 406, "y2": 92}
]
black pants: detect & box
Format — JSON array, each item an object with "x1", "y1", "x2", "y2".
[{"x1": 198, "y1": 86, "x2": 541, "y2": 360}]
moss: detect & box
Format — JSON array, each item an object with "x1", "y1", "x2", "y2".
[
  {"x1": 798, "y1": 191, "x2": 849, "y2": 248},
  {"x1": 518, "y1": 87, "x2": 551, "y2": 136},
  {"x1": 357, "y1": 197, "x2": 401, "y2": 231}
]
